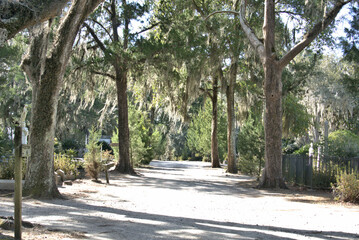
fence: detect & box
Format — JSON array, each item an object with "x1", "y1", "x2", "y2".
[
  {"x1": 282, "y1": 154, "x2": 313, "y2": 186},
  {"x1": 282, "y1": 154, "x2": 359, "y2": 187}
]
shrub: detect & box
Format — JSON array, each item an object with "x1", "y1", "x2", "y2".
[
  {"x1": 84, "y1": 127, "x2": 102, "y2": 181},
  {"x1": 61, "y1": 139, "x2": 80, "y2": 152},
  {"x1": 98, "y1": 141, "x2": 113, "y2": 155},
  {"x1": 294, "y1": 143, "x2": 319, "y2": 155},
  {"x1": 328, "y1": 130, "x2": 359, "y2": 157},
  {"x1": 312, "y1": 169, "x2": 336, "y2": 189},
  {"x1": 332, "y1": 172, "x2": 359, "y2": 204},
  {"x1": 54, "y1": 153, "x2": 80, "y2": 176},
  {"x1": 0, "y1": 157, "x2": 26, "y2": 180},
  {"x1": 282, "y1": 139, "x2": 300, "y2": 154},
  {"x1": 237, "y1": 118, "x2": 264, "y2": 176},
  {"x1": 112, "y1": 105, "x2": 163, "y2": 166},
  {"x1": 0, "y1": 130, "x2": 13, "y2": 159}
]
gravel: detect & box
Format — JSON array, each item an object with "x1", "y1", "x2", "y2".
[{"x1": 1, "y1": 160, "x2": 358, "y2": 240}]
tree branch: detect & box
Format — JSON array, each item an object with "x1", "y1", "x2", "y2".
[
  {"x1": 50, "y1": 0, "x2": 104, "y2": 72},
  {"x1": 0, "y1": 0, "x2": 68, "y2": 42},
  {"x1": 205, "y1": 10, "x2": 239, "y2": 21},
  {"x1": 237, "y1": 0, "x2": 265, "y2": 63},
  {"x1": 278, "y1": 0, "x2": 352, "y2": 70},
  {"x1": 133, "y1": 22, "x2": 160, "y2": 35},
  {"x1": 192, "y1": 0, "x2": 206, "y2": 17},
  {"x1": 83, "y1": 22, "x2": 107, "y2": 53},
  {"x1": 91, "y1": 18, "x2": 113, "y2": 41},
  {"x1": 199, "y1": 87, "x2": 213, "y2": 100},
  {"x1": 91, "y1": 70, "x2": 115, "y2": 80}
]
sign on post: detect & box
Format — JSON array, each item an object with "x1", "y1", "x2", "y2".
[{"x1": 21, "y1": 144, "x2": 31, "y2": 158}]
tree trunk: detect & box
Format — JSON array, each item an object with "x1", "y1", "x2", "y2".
[
  {"x1": 237, "y1": 0, "x2": 352, "y2": 188},
  {"x1": 24, "y1": 69, "x2": 62, "y2": 198},
  {"x1": 21, "y1": 23, "x2": 61, "y2": 198},
  {"x1": 211, "y1": 74, "x2": 221, "y2": 168},
  {"x1": 114, "y1": 68, "x2": 134, "y2": 174},
  {"x1": 257, "y1": 0, "x2": 286, "y2": 188},
  {"x1": 259, "y1": 61, "x2": 286, "y2": 188},
  {"x1": 226, "y1": 60, "x2": 237, "y2": 173},
  {"x1": 21, "y1": 0, "x2": 103, "y2": 198}
]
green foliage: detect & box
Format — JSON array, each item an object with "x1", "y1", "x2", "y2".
[
  {"x1": 328, "y1": 130, "x2": 359, "y2": 157},
  {"x1": 332, "y1": 172, "x2": 359, "y2": 204},
  {"x1": 0, "y1": 157, "x2": 26, "y2": 180},
  {"x1": 112, "y1": 104, "x2": 163, "y2": 166},
  {"x1": 187, "y1": 99, "x2": 227, "y2": 161},
  {"x1": 312, "y1": 169, "x2": 336, "y2": 189},
  {"x1": 0, "y1": 35, "x2": 30, "y2": 132},
  {"x1": 294, "y1": 143, "x2": 319, "y2": 155},
  {"x1": 282, "y1": 139, "x2": 300, "y2": 154},
  {"x1": 0, "y1": 130, "x2": 13, "y2": 159},
  {"x1": 84, "y1": 127, "x2": 102, "y2": 181},
  {"x1": 237, "y1": 117, "x2": 264, "y2": 176},
  {"x1": 282, "y1": 94, "x2": 312, "y2": 138},
  {"x1": 61, "y1": 139, "x2": 80, "y2": 152},
  {"x1": 54, "y1": 153, "x2": 80, "y2": 176}
]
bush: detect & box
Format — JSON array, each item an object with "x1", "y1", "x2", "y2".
[
  {"x1": 294, "y1": 143, "x2": 319, "y2": 155},
  {"x1": 84, "y1": 127, "x2": 102, "y2": 181},
  {"x1": 332, "y1": 172, "x2": 359, "y2": 203},
  {"x1": 61, "y1": 139, "x2": 80, "y2": 152},
  {"x1": 112, "y1": 105, "x2": 163, "y2": 166},
  {"x1": 98, "y1": 141, "x2": 113, "y2": 155},
  {"x1": 237, "y1": 118, "x2": 264, "y2": 176},
  {"x1": 0, "y1": 157, "x2": 26, "y2": 180},
  {"x1": 0, "y1": 130, "x2": 13, "y2": 159},
  {"x1": 54, "y1": 153, "x2": 80, "y2": 176},
  {"x1": 312, "y1": 170, "x2": 336, "y2": 189},
  {"x1": 282, "y1": 139, "x2": 300, "y2": 154},
  {"x1": 328, "y1": 130, "x2": 359, "y2": 157}
]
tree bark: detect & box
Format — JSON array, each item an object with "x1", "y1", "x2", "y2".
[
  {"x1": 260, "y1": 61, "x2": 286, "y2": 188},
  {"x1": 211, "y1": 73, "x2": 221, "y2": 168},
  {"x1": 237, "y1": 0, "x2": 351, "y2": 188},
  {"x1": 226, "y1": 58, "x2": 238, "y2": 173},
  {"x1": 21, "y1": 0, "x2": 103, "y2": 198},
  {"x1": 110, "y1": 0, "x2": 134, "y2": 174},
  {"x1": 24, "y1": 61, "x2": 63, "y2": 198},
  {"x1": 257, "y1": 0, "x2": 286, "y2": 188},
  {"x1": 0, "y1": 0, "x2": 69, "y2": 43},
  {"x1": 114, "y1": 65, "x2": 134, "y2": 174}
]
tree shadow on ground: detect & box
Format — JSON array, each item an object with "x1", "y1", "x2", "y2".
[
  {"x1": 18, "y1": 198, "x2": 359, "y2": 240},
  {"x1": 0, "y1": 232, "x2": 13, "y2": 240},
  {"x1": 108, "y1": 169, "x2": 334, "y2": 203}
]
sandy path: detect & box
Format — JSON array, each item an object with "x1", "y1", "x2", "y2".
[{"x1": 1, "y1": 160, "x2": 359, "y2": 240}]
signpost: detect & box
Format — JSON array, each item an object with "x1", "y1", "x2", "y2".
[{"x1": 14, "y1": 126, "x2": 22, "y2": 240}]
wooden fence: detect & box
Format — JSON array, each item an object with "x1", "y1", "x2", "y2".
[{"x1": 282, "y1": 154, "x2": 359, "y2": 187}]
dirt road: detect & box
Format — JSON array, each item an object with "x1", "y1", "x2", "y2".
[{"x1": 1, "y1": 160, "x2": 359, "y2": 239}]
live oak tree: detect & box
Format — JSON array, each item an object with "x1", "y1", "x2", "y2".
[
  {"x1": 0, "y1": 0, "x2": 69, "y2": 43},
  {"x1": 20, "y1": 0, "x2": 103, "y2": 198}
]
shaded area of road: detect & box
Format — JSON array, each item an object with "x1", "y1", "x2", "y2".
[{"x1": 0, "y1": 160, "x2": 358, "y2": 239}]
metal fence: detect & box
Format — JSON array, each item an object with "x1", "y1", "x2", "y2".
[{"x1": 282, "y1": 154, "x2": 359, "y2": 187}]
